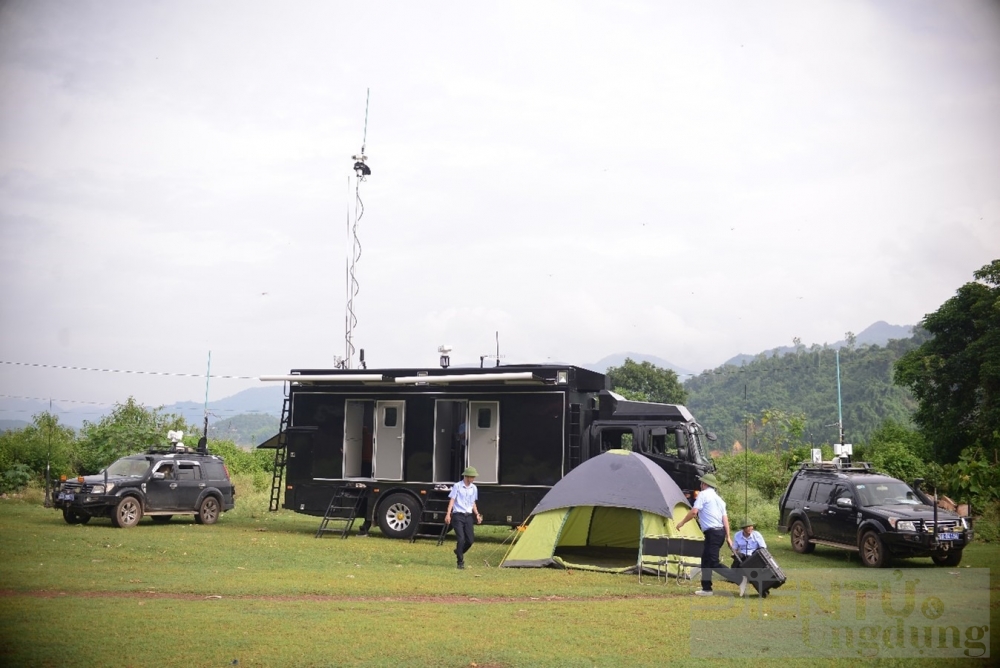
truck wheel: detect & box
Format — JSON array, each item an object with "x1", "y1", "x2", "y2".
[
  {"x1": 62, "y1": 509, "x2": 90, "y2": 525},
  {"x1": 195, "y1": 497, "x2": 220, "y2": 525},
  {"x1": 860, "y1": 530, "x2": 889, "y2": 568},
  {"x1": 931, "y1": 550, "x2": 962, "y2": 567},
  {"x1": 790, "y1": 521, "x2": 814, "y2": 554},
  {"x1": 112, "y1": 496, "x2": 142, "y2": 528},
  {"x1": 150, "y1": 515, "x2": 173, "y2": 524},
  {"x1": 377, "y1": 493, "x2": 420, "y2": 539}
]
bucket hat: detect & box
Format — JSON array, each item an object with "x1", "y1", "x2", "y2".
[
  {"x1": 698, "y1": 473, "x2": 720, "y2": 489},
  {"x1": 739, "y1": 518, "x2": 755, "y2": 529},
  {"x1": 462, "y1": 466, "x2": 479, "y2": 478}
]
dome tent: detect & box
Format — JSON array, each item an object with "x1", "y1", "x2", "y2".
[{"x1": 500, "y1": 449, "x2": 703, "y2": 575}]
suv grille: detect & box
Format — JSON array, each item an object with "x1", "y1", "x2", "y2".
[{"x1": 922, "y1": 520, "x2": 959, "y2": 532}]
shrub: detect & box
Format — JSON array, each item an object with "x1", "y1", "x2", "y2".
[
  {"x1": 207, "y1": 440, "x2": 274, "y2": 476},
  {"x1": 718, "y1": 484, "x2": 780, "y2": 533},
  {"x1": 1, "y1": 464, "x2": 32, "y2": 494},
  {"x1": 972, "y1": 499, "x2": 1000, "y2": 543},
  {"x1": 714, "y1": 451, "x2": 792, "y2": 500}
]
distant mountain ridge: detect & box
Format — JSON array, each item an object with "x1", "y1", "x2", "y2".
[
  {"x1": 0, "y1": 321, "x2": 915, "y2": 429},
  {"x1": 723, "y1": 321, "x2": 914, "y2": 367}
]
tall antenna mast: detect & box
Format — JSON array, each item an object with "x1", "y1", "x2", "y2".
[{"x1": 345, "y1": 89, "x2": 371, "y2": 369}]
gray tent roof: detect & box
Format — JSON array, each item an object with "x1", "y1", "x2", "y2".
[{"x1": 532, "y1": 450, "x2": 690, "y2": 517}]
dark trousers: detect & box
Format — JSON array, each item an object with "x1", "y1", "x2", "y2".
[
  {"x1": 701, "y1": 528, "x2": 743, "y2": 591},
  {"x1": 452, "y1": 513, "x2": 475, "y2": 564}
]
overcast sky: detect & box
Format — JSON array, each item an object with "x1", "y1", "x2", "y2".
[{"x1": 1, "y1": 0, "x2": 998, "y2": 412}]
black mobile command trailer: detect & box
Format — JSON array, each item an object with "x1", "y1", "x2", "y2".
[{"x1": 259, "y1": 364, "x2": 717, "y2": 539}]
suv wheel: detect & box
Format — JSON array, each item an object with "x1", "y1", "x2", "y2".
[
  {"x1": 112, "y1": 496, "x2": 142, "y2": 528},
  {"x1": 195, "y1": 496, "x2": 220, "y2": 525},
  {"x1": 790, "y1": 521, "x2": 815, "y2": 554},
  {"x1": 860, "y1": 530, "x2": 889, "y2": 568},
  {"x1": 62, "y1": 509, "x2": 91, "y2": 525},
  {"x1": 931, "y1": 550, "x2": 962, "y2": 567}
]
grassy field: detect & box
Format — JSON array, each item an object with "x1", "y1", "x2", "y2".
[{"x1": 1, "y1": 478, "x2": 996, "y2": 667}]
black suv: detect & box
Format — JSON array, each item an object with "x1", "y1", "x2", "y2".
[
  {"x1": 777, "y1": 461, "x2": 972, "y2": 567},
  {"x1": 53, "y1": 446, "x2": 236, "y2": 528}
]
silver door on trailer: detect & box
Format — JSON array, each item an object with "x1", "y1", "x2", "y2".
[
  {"x1": 467, "y1": 401, "x2": 499, "y2": 484},
  {"x1": 374, "y1": 400, "x2": 405, "y2": 480}
]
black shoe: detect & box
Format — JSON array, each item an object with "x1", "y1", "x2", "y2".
[{"x1": 457, "y1": 563, "x2": 465, "y2": 570}]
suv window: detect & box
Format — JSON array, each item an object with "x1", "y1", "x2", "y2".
[
  {"x1": 177, "y1": 462, "x2": 201, "y2": 480},
  {"x1": 787, "y1": 475, "x2": 811, "y2": 501},
  {"x1": 855, "y1": 480, "x2": 920, "y2": 506},
  {"x1": 202, "y1": 461, "x2": 226, "y2": 480},
  {"x1": 808, "y1": 481, "x2": 835, "y2": 503},
  {"x1": 830, "y1": 484, "x2": 853, "y2": 504}
]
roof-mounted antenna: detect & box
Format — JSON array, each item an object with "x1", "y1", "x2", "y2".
[{"x1": 345, "y1": 89, "x2": 371, "y2": 369}]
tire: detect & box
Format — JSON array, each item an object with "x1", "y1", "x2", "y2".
[
  {"x1": 377, "y1": 493, "x2": 420, "y2": 539},
  {"x1": 790, "y1": 520, "x2": 815, "y2": 554},
  {"x1": 150, "y1": 515, "x2": 173, "y2": 524},
  {"x1": 111, "y1": 496, "x2": 142, "y2": 528},
  {"x1": 62, "y1": 509, "x2": 90, "y2": 525},
  {"x1": 860, "y1": 530, "x2": 889, "y2": 568},
  {"x1": 931, "y1": 550, "x2": 962, "y2": 567},
  {"x1": 194, "y1": 496, "x2": 220, "y2": 525}
]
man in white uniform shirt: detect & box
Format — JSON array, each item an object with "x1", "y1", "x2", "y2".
[
  {"x1": 445, "y1": 466, "x2": 483, "y2": 570},
  {"x1": 677, "y1": 473, "x2": 747, "y2": 597}
]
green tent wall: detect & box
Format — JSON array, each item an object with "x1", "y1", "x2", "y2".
[{"x1": 501, "y1": 450, "x2": 704, "y2": 575}]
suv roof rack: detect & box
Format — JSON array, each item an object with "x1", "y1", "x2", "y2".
[
  {"x1": 798, "y1": 460, "x2": 875, "y2": 473},
  {"x1": 146, "y1": 445, "x2": 195, "y2": 455}
]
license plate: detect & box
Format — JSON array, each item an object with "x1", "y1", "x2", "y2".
[
  {"x1": 58, "y1": 492, "x2": 74, "y2": 501},
  {"x1": 938, "y1": 532, "x2": 959, "y2": 541}
]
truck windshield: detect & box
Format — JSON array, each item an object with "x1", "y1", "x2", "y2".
[
  {"x1": 855, "y1": 481, "x2": 921, "y2": 507},
  {"x1": 689, "y1": 427, "x2": 712, "y2": 466},
  {"x1": 105, "y1": 457, "x2": 151, "y2": 478}
]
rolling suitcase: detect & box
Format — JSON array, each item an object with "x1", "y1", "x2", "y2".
[{"x1": 734, "y1": 547, "x2": 786, "y2": 598}]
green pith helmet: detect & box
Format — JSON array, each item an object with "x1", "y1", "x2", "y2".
[
  {"x1": 462, "y1": 466, "x2": 479, "y2": 478},
  {"x1": 698, "y1": 473, "x2": 720, "y2": 489},
  {"x1": 740, "y1": 518, "x2": 755, "y2": 529}
]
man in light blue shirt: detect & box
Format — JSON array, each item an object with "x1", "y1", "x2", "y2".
[
  {"x1": 732, "y1": 518, "x2": 767, "y2": 566},
  {"x1": 445, "y1": 466, "x2": 483, "y2": 570},
  {"x1": 677, "y1": 473, "x2": 747, "y2": 597}
]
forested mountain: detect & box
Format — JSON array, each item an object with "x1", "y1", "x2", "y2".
[
  {"x1": 684, "y1": 329, "x2": 930, "y2": 451},
  {"x1": 206, "y1": 413, "x2": 280, "y2": 448}
]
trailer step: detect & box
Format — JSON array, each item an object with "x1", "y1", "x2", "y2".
[
  {"x1": 410, "y1": 490, "x2": 451, "y2": 545},
  {"x1": 316, "y1": 485, "x2": 367, "y2": 539}
]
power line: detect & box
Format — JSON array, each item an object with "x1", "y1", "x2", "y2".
[{"x1": 0, "y1": 360, "x2": 256, "y2": 380}]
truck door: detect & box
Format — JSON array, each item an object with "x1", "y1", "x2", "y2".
[
  {"x1": 467, "y1": 401, "x2": 499, "y2": 484},
  {"x1": 374, "y1": 401, "x2": 405, "y2": 480},
  {"x1": 433, "y1": 400, "x2": 466, "y2": 482},
  {"x1": 343, "y1": 400, "x2": 373, "y2": 478}
]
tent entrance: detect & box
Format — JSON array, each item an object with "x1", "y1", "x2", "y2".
[{"x1": 551, "y1": 506, "x2": 642, "y2": 570}]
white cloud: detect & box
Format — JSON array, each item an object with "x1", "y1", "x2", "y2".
[{"x1": 1, "y1": 0, "x2": 998, "y2": 407}]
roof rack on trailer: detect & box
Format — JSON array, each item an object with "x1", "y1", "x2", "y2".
[{"x1": 798, "y1": 460, "x2": 874, "y2": 473}]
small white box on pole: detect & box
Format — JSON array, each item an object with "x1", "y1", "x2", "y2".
[{"x1": 811, "y1": 448, "x2": 822, "y2": 463}]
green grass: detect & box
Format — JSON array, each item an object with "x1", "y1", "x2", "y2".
[{"x1": 1, "y1": 476, "x2": 997, "y2": 667}]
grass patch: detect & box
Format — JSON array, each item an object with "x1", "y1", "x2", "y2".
[{"x1": 1, "y1": 475, "x2": 997, "y2": 667}]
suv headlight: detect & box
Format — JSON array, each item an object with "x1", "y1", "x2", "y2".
[
  {"x1": 90, "y1": 483, "x2": 114, "y2": 494},
  {"x1": 889, "y1": 519, "x2": 916, "y2": 531}
]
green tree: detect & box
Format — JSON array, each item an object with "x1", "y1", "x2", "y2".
[
  {"x1": 75, "y1": 398, "x2": 191, "y2": 474},
  {"x1": 894, "y1": 259, "x2": 1000, "y2": 463},
  {"x1": 860, "y1": 420, "x2": 927, "y2": 483},
  {"x1": 606, "y1": 358, "x2": 687, "y2": 404},
  {"x1": 0, "y1": 412, "x2": 77, "y2": 480},
  {"x1": 746, "y1": 408, "x2": 807, "y2": 452}
]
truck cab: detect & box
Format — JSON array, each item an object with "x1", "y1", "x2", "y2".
[{"x1": 584, "y1": 391, "x2": 716, "y2": 495}]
